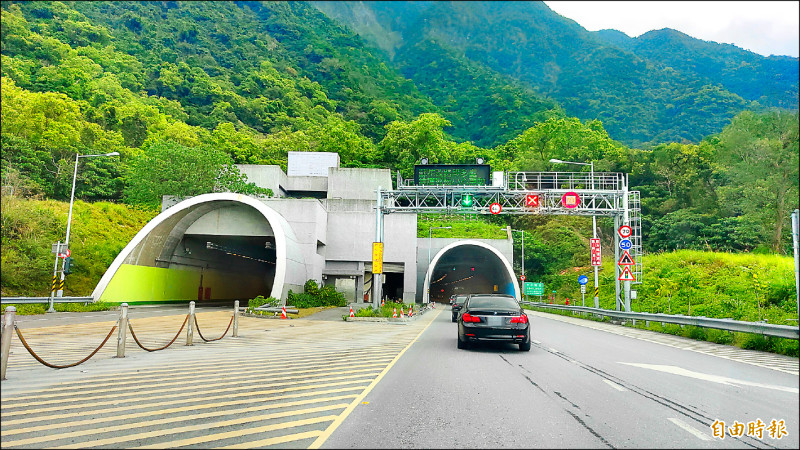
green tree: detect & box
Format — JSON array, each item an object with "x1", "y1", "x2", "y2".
[
  {"x1": 715, "y1": 111, "x2": 800, "y2": 252},
  {"x1": 123, "y1": 140, "x2": 269, "y2": 209}
]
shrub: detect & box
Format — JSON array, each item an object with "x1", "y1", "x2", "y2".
[
  {"x1": 287, "y1": 280, "x2": 347, "y2": 308},
  {"x1": 247, "y1": 295, "x2": 279, "y2": 311}
]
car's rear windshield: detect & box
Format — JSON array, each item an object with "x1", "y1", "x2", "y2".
[
  {"x1": 467, "y1": 296, "x2": 519, "y2": 309},
  {"x1": 455, "y1": 295, "x2": 469, "y2": 304}
]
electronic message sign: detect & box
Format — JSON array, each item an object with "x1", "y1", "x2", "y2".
[{"x1": 414, "y1": 164, "x2": 491, "y2": 186}]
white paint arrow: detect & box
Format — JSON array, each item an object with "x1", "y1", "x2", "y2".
[{"x1": 619, "y1": 363, "x2": 799, "y2": 394}]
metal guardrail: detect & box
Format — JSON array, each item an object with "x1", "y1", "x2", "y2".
[
  {"x1": 1, "y1": 297, "x2": 93, "y2": 305},
  {"x1": 523, "y1": 302, "x2": 799, "y2": 340}
]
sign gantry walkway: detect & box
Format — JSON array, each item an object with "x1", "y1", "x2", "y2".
[{"x1": 372, "y1": 171, "x2": 642, "y2": 312}]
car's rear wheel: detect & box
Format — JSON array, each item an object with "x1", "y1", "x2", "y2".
[
  {"x1": 519, "y1": 335, "x2": 531, "y2": 351},
  {"x1": 457, "y1": 335, "x2": 467, "y2": 349},
  {"x1": 451, "y1": 314, "x2": 457, "y2": 322}
]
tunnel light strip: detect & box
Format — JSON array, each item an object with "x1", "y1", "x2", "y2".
[{"x1": 440, "y1": 276, "x2": 474, "y2": 286}]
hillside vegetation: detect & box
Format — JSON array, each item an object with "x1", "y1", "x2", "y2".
[{"x1": 0, "y1": 1, "x2": 798, "y2": 337}]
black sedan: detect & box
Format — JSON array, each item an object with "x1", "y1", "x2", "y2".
[
  {"x1": 457, "y1": 294, "x2": 531, "y2": 351},
  {"x1": 451, "y1": 294, "x2": 470, "y2": 322}
]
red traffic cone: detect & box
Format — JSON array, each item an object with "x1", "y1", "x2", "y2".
[
  {"x1": 400, "y1": 307, "x2": 404, "y2": 318},
  {"x1": 349, "y1": 305, "x2": 355, "y2": 317},
  {"x1": 431, "y1": 301, "x2": 435, "y2": 309},
  {"x1": 408, "y1": 306, "x2": 413, "y2": 317},
  {"x1": 281, "y1": 305, "x2": 287, "y2": 319},
  {"x1": 381, "y1": 299, "x2": 385, "y2": 307},
  {"x1": 392, "y1": 308, "x2": 397, "y2": 318}
]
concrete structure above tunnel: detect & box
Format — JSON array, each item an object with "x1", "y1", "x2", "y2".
[
  {"x1": 93, "y1": 152, "x2": 516, "y2": 305},
  {"x1": 93, "y1": 153, "x2": 419, "y2": 304},
  {"x1": 420, "y1": 239, "x2": 518, "y2": 303}
]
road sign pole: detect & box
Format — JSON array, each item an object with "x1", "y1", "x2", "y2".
[
  {"x1": 614, "y1": 215, "x2": 621, "y2": 311},
  {"x1": 792, "y1": 209, "x2": 799, "y2": 316},
  {"x1": 593, "y1": 216, "x2": 599, "y2": 308},
  {"x1": 374, "y1": 187, "x2": 383, "y2": 310},
  {"x1": 47, "y1": 242, "x2": 59, "y2": 313},
  {"x1": 623, "y1": 175, "x2": 631, "y2": 312}
]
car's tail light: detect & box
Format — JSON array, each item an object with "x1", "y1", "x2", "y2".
[
  {"x1": 510, "y1": 314, "x2": 528, "y2": 324},
  {"x1": 461, "y1": 313, "x2": 480, "y2": 323}
]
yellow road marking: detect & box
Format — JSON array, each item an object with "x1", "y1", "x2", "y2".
[
  {"x1": 218, "y1": 430, "x2": 322, "y2": 449},
  {"x1": 15, "y1": 404, "x2": 348, "y2": 449},
  {"x1": 3, "y1": 394, "x2": 356, "y2": 436},
  {"x1": 5, "y1": 367, "x2": 383, "y2": 408},
  {"x1": 0, "y1": 377, "x2": 372, "y2": 417},
  {"x1": 5, "y1": 360, "x2": 390, "y2": 403},
  {"x1": 133, "y1": 416, "x2": 336, "y2": 449},
  {"x1": 308, "y1": 309, "x2": 442, "y2": 449},
  {"x1": 2, "y1": 386, "x2": 364, "y2": 426},
  {"x1": 4, "y1": 350, "x2": 398, "y2": 395}
]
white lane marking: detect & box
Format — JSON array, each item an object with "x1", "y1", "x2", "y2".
[
  {"x1": 668, "y1": 418, "x2": 713, "y2": 441},
  {"x1": 549, "y1": 347, "x2": 559, "y2": 353},
  {"x1": 602, "y1": 379, "x2": 627, "y2": 392},
  {"x1": 620, "y1": 363, "x2": 799, "y2": 394},
  {"x1": 532, "y1": 340, "x2": 541, "y2": 344}
]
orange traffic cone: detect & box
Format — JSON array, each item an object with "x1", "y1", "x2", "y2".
[
  {"x1": 381, "y1": 299, "x2": 384, "y2": 307},
  {"x1": 408, "y1": 306, "x2": 413, "y2": 317},
  {"x1": 400, "y1": 307, "x2": 404, "y2": 319},
  {"x1": 349, "y1": 305, "x2": 355, "y2": 317},
  {"x1": 281, "y1": 305, "x2": 287, "y2": 319},
  {"x1": 431, "y1": 301, "x2": 435, "y2": 309},
  {"x1": 392, "y1": 308, "x2": 397, "y2": 318}
]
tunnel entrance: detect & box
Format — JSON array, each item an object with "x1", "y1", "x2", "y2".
[
  {"x1": 93, "y1": 194, "x2": 306, "y2": 303},
  {"x1": 425, "y1": 241, "x2": 518, "y2": 303}
]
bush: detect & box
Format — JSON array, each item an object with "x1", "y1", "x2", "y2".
[
  {"x1": 248, "y1": 295, "x2": 279, "y2": 310},
  {"x1": 2, "y1": 301, "x2": 115, "y2": 315},
  {"x1": 287, "y1": 280, "x2": 347, "y2": 308}
]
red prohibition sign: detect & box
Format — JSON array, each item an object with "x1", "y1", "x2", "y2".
[
  {"x1": 489, "y1": 202, "x2": 502, "y2": 214},
  {"x1": 618, "y1": 225, "x2": 633, "y2": 238}
]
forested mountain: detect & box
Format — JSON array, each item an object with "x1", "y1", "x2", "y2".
[
  {"x1": 311, "y1": 0, "x2": 798, "y2": 148},
  {"x1": 1, "y1": 0, "x2": 798, "y2": 264}
]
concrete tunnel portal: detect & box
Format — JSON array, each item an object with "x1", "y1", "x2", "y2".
[
  {"x1": 92, "y1": 194, "x2": 519, "y2": 306},
  {"x1": 92, "y1": 193, "x2": 307, "y2": 304},
  {"x1": 425, "y1": 241, "x2": 520, "y2": 303}
]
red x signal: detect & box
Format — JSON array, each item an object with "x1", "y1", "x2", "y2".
[{"x1": 525, "y1": 194, "x2": 540, "y2": 207}]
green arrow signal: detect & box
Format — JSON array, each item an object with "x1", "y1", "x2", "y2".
[{"x1": 461, "y1": 194, "x2": 474, "y2": 207}]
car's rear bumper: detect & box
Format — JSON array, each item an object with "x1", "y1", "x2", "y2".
[{"x1": 460, "y1": 326, "x2": 529, "y2": 343}]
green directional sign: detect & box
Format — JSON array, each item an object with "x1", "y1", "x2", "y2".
[{"x1": 524, "y1": 282, "x2": 544, "y2": 296}]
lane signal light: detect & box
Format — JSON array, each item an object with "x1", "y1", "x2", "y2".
[{"x1": 461, "y1": 194, "x2": 474, "y2": 207}]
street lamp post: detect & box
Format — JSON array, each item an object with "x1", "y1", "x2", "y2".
[
  {"x1": 549, "y1": 158, "x2": 599, "y2": 308},
  {"x1": 49, "y1": 151, "x2": 120, "y2": 312},
  {"x1": 427, "y1": 226, "x2": 452, "y2": 303}
]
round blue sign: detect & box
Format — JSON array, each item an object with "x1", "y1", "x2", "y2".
[
  {"x1": 578, "y1": 275, "x2": 589, "y2": 285},
  {"x1": 619, "y1": 239, "x2": 632, "y2": 250}
]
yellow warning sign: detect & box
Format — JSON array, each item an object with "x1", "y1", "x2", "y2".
[{"x1": 372, "y1": 242, "x2": 383, "y2": 274}]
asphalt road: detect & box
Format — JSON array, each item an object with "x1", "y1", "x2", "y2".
[
  {"x1": 2, "y1": 305, "x2": 797, "y2": 448},
  {"x1": 322, "y1": 308, "x2": 799, "y2": 449}
]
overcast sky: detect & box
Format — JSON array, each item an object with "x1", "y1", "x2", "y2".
[{"x1": 544, "y1": 1, "x2": 799, "y2": 58}]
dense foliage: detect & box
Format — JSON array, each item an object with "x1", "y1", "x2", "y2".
[
  {"x1": 1, "y1": 1, "x2": 798, "y2": 331},
  {"x1": 313, "y1": 1, "x2": 798, "y2": 148}
]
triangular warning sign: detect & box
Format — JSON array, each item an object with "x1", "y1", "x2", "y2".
[
  {"x1": 618, "y1": 266, "x2": 636, "y2": 281},
  {"x1": 618, "y1": 250, "x2": 635, "y2": 266}
]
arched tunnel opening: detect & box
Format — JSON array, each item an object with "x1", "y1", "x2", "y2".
[
  {"x1": 427, "y1": 244, "x2": 517, "y2": 304},
  {"x1": 94, "y1": 196, "x2": 301, "y2": 304},
  {"x1": 178, "y1": 234, "x2": 277, "y2": 304}
]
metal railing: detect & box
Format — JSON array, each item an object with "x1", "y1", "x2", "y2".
[
  {"x1": 1, "y1": 296, "x2": 93, "y2": 304},
  {"x1": 523, "y1": 302, "x2": 799, "y2": 340}
]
